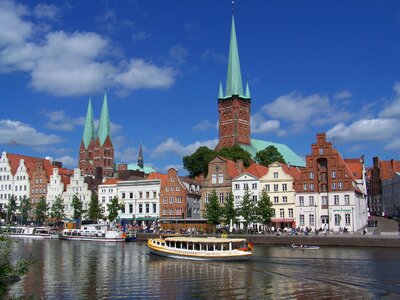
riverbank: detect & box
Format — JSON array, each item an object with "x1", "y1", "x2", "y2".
[{"x1": 137, "y1": 232, "x2": 400, "y2": 248}]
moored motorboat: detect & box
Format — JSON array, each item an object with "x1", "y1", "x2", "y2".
[
  {"x1": 61, "y1": 224, "x2": 125, "y2": 242},
  {"x1": 148, "y1": 236, "x2": 254, "y2": 261},
  {"x1": 124, "y1": 230, "x2": 137, "y2": 242},
  {"x1": 0, "y1": 226, "x2": 61, "y2": 239},
  {"x1": 291, "y1": 244, "x2": 320, "y2": 250}
]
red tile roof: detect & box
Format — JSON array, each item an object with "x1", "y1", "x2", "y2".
[
  {"x1": 226, "y1": 159, "x2": 241, "y2": 178},
  {"x1": 281, "y1": 163, "x2": 302, "y2": 180},
  {"x1": 379, "y1": 160, "x2": 400, "y2": 180},
  {"x1": 147, "y1": 172, "x2": 168, "y2": 185},
  {"x1": 245, "y1": 162, "x2": 269, "y2": 178},
  {"x1": 102, "y1": 178, "x2": 118, "y2": 185},
  {"x1": 7, "y1": 153, "x2": 51, "y2": 177},
  {"x1": 344, "y1": 159, "x2": 363, "y2": 180}
]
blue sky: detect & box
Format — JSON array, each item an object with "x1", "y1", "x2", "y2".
[{"x1": 1, "y1": 0, "x2": 400, "y2": 174}]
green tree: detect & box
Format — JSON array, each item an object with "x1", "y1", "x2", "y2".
[
  {"x1": 6, "y1": 195, "x2": 17, "y2": 225},
  {"x1": 0, "y1": 236, "x2": 34, "y2": 297},
  {"x1": 50, "y1": 195, "x2": 65, "y2": 227},
  {"x1": 36, "y1": 197, "x2": 48, "y2": 225},
  {"x1": 204, "y1": 190, "x2": 222, "y2": 230},
  {"x1": 87, "y1": 194, "x2": 103, "y2": 222},
  {"x1": 238, "y1": 188, "x2": 257, "y2": 234},
  {"x1": 107, "y1": 196, "x2": 122, "y2": 223},
  {"x1": 256, "y1": 190, "x2": 274, "y2": 232},
  {"x1": 222, "y1": 192, "x2": 237, "y2": 226},
  {"x1": 183, "y1": 146, "x2": 217, "y2": 178},
  {"x1": 19, "y1": 196, "x2": 31, "y2": 225},
  {"x1": 71, "y1": 194, "x2": 84, "y2": 220},
  {"x1": 217, "y1": 145, "x2": 252, "y2": 167},
  {"x1": 255, "y1": 145, "x2": 286, "y2": 167}
]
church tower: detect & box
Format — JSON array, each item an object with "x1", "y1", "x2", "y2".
[
  {"x1": 79, "y1": 98, "x2": 95, "y2": 176},
  {"x1": 216, "y1": 14, "x2": 251, "y2": 150},
  {"x1": 93, "y1": 92, "x2": 114, "y2": 178},
  {"x1": 138, "y1": 144, "x2": 144, "y2": 169}
]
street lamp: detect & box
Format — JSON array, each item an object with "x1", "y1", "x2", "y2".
[{"x1": 314, "y1": 204, "x2": 317, "y2": 235}]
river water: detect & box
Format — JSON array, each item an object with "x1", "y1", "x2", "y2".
[{"x1": 7, "y1": 239, "x2": 400, "y2": 299}]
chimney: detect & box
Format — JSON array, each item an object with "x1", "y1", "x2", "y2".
[
  {"x1": 117, "y1": 164, "x2": 127, "y2": 171},
  {"x1": 236, "y1": 159, "x2": 244, "y2": 173}
]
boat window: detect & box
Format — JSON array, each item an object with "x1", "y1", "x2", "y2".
[
  {"x1": 182, "y1": 242, "x2": 187, "y2": 249},
  {"x1": 194, "y1": 243, "x2": 200, "y2": 251}
]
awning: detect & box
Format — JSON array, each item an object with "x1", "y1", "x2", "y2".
[
  {"x1": 136, "y1": 217, "x2": 157, "y2": 221},
  {"x1": 271, "y1": 218, "x2": 294, "y2": 223}
]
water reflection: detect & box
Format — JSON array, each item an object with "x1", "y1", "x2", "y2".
[{"x1": 8, "y1": 240, "x2": 400, "y2": 299}]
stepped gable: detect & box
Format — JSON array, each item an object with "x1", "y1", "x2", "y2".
[{"x1": 7, "y1": 153, "x2": 50, "y2": 176}]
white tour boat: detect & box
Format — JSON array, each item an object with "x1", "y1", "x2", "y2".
[
  {"x1": 0, "y1": 226, "x2": 61, "y2": 239},
  {"x1": 61, "y1": 224, "x2": 126, "y2": 242},
  {"x1": 148, "y1": 236, "x2": 254, "y2": 261}
]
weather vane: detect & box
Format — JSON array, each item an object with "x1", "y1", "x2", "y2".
[{"x1": 232, "y1": 0, "x2": 235, "y2": 15}]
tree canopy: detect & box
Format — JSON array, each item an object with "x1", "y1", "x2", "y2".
[
  {"x1": 50, "y1": 195, "x2": 65, "y2": 225},
  {"x1": 36, "y1": 197, "x2": 48, "y2": 225},
  {"x1": 6, "y1": 195, "x2": 17, "y2": 224},
  {"x1": 71, "y1": 194, "x2": 83, "y2": 220},
  {"x1": 222, "y1": 192, "x2": 237, "y2": 226},
  {"x1": 107, "y1": 196, "x2": 122, "y2": 223},
  {"x1": 256, "y1": 190, "x2": 274, "y2": 226},
  {"x1": 238, "y1": 188, "x2": 257, "y2": 233},
  {"x1": 19, "y1": 196, "x2": 31, "y2": 225},
  {"x1": 87, "y1": 194, "x2": 103, "y2": 222},
  {"x1": 183, "y1": 145, "x2": 253, "y2": 178},
  {"x1": 255, "y1": 145, "x2": 286, "y2": 167},
  {"x1": 204, "y1": 190, "x2": 222, "y2": 226}
]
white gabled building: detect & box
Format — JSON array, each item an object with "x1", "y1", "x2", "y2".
[
  {"x1": 63, "y1": 168, "x2": 92, "y2": 219},
  {"x1": 259, "y1": 162, "x2": 301, "y2": 229},
  {"x1": 46, "y1": 167, "x2": 71, "y2": 209},
  {"x1": 98, "y1": 179, "x2": 118, "y2": 216}
]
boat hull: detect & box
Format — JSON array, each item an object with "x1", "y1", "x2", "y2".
[
  {"x1": 60, "y1": 236, "x2": 125, "y2": 242},
  {"x1": 148, "y1": 240, "x2": 252, "y2": 261}
]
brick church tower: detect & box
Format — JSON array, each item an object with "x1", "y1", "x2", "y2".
[
  {"x1": 216, "y1": 15, "x2": 251, "y2": 150},
  {"x1": 79, "y1": 93, "x2": 114, "y2": 178}
]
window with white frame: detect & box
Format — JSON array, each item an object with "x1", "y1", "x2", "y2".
[
  {"x1": 165, "y1": 187, "x2": 169, "y2": 192},
  {"x1": 332, "y1": 170, "x2": 336, "y2": 178},
  {"x1": 321, "y1": 196, "x2": 328, "y2": 205},
  {"x1": 163, "y1": 209, "x2": 167, "y2": 215},
  {"x1": 153, "y1": 203, "x2": 157, "y2": 213},
  {"x1": 338, "y1": 182, "x2": 343, "y2": 189},
  {"x1": 280, "y1": 209, "x2": 284, "y2": 218},
  {"x1": 309, "y1": 196, "x2": 314, "y2": 206},
  {"x1": 252, "y1": 183, "x2": 257, "y2": 190},
  {"x1": 218, "y1": 174, "x2": 224, "y2": 184},
  {"x1": 176, "y1": 187, "x2": 180, "y2": 191},
  {"x1": 102, "y1": 196, "x2": 105, "y2": 203},
  {"x1": 334, "y1": 195, "x2": 339, "y2": 205},
  {"x1": 345, "y1": 213, "x2": 351, "y2": 225},
  {"x1": 145, "y1": 203, "x2": 150, "y2": 213},
  {"x1": 319, "y1": 148, "x2": 324, "y2": 155},
  {"x1": 163, "y1": 197, "x2": 168, "y2": 204},
  {"x1": 272, "y1": 209, "x2": 276, "y2": 217},
  {"x1": 303, "y1": 183, "x2": 307, "y2": 191},
  {"x1": 332, "y1": 182, "x2": 337, "y2": 190},
  {"x1": 253, "y1": 195, "x2": 257, "y2": 202},
  {"x1": 309, "y1": 214, "x2": 315, "y2": 226},
  {"x1": 335, "y1": 214, "x2": 341, "y2": 226},
  {"x1": 282, "y1": 183, "x2": 287, "y2": 191},
  {"x1": 282, "y1": 196, "x2": 287, "y2": 203},
  {"x1": 265, "y1": 185, "x2": 270, "y2": 192},
  {"x1": 274, "y1": 196, "x2": 279, "y2": 203},
  {"x1": 171, "y1": 187, "x2": 174, "y2": 191},
  {"x1": 170, "y1": 177, "x2": 174, "y2": 182},
  {"x1": 299, "y1": 196, "x2": 304, "y2": 206},
  {"x1": 244, "y1": 183, "x2": 249, "y2": 190},
  {"x1": 300, "y1": 214, "x2": 305, "y2": 226},
  {"x1": 212, "y1": 174, "x2": 217, "y2": 184},
  {"x1": 309, "y1": 172, "x2": 314, "y2": 179},
  {"x1": 219, "y1": 193, "x2": 224, "y2": 203},
  {"x1": 288, "y1": 208, "x2": 293, "y2": 218},
  {"x1": 139, "y1": 204, "x2": 143, "y2": 213},
  {"x1": 344, "y1": 194, "x2": 350, "y2": 205},
  {"x1": 205, "y1": 193, "x2": 209, "y2": 203},
  {"x1": 274, "y1": 184, "x2": 278, "y2": 192},
  {"x1": 169, "y1": 197, "x2": 174, "y2": 204},
  {"x1": 234, "y1": 184, "x2": 240, "y2": 190},
  {"x1": 310, "y1": 183, "x2": 314, "y2": 191},
  {"x1": 274, "y1": 172, "x2": 278, "y2": 179}
]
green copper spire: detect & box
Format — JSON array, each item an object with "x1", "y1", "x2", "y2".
[
  {"x1": 218, "y1": 82, "x2": 224, "y2": 99},
  {"x1": 225, "y1": 15, "x2": 244, "y2": 98},
  {"x1": 82, "y1": 98, "x2": 95, "y2": 149},
  {"x1": 245, "y1": 81, "x2": 251, "y2": 99},
  {"x1": 97, "y1": 92, "x2": 111, "y2": 146}
]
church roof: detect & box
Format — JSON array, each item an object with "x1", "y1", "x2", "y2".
[
  {"x1": 82, "y1": 98, "x2": 95, "y2": 149},
  {"x1": 97, "y1": 92, "x2": 111, "y2": 146},
  {"x1": 239, "y1": 139, "x2": 306, "y2": 167},
  {"x1": 225, "y1": 15, "x2": 245, "y2": 98},
  {"x1": 127, "y1": 163, "x2": 156, "y2": 175}
]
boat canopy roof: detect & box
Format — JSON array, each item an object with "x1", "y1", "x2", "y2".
[{"x1": 165, "y1": 237, "x2": 247, "y2": 243}]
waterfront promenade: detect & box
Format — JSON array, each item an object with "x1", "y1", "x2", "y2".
[{"x1": 138, "y1": 217, "x2": 400, "y2": 248}]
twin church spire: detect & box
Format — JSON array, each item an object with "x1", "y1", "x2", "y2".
[{"x1": 81, "y1": 92, "x2": 111, "y2": 150}]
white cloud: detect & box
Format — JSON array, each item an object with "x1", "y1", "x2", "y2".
[
  {"x1": 379, "y1": 82, "x2": 400, "y2": 118},
  {"x1": 334, "y1": 90, "x2": 352, "y2": 100},
  {"x1": 251, "y1": 113, "x2": 281, "y2": 134},
  {"x1": 0, "y1": 4, "x2": 178, "y2": 96},
  {"x1": 132, "y1": 31, "x2": 150, "y2": 42},
  {"x1": 326, "y1": 118, "x2": 399, "y2": 143},
  {"x1": 0, "y1": 0, "x2": 32, "y2": 48},
  {"x1": 384, "y1": 138, "x2": 400, "y2": 151},
  {"x1": 0, "y1": 119, "x2": 62, "y2": 146},
  {"x1": 115, "y1": 59, "x2": 175, "y2": 90},
  {"x1": 193, "y1": 120, "x2": 214, "y2": 131},
  {"x1": 168, "y1": 44, "x2": 188, "y2": 66},
  {"x1": 114, "y1": 146, "x2": 138, "y2": 163},
  {"x1": 34, "y1": 4, "x2": 60, "y2": 20},
  {"x1": 152, "y1": 138, "x2": 218, "y2": 158},
  {"x1": 163, "y1": 164, "x2": 184, "y2": 173},
  {"x1": 54, "y1": 155, "x2": 76, "y2": 167},
  {"x1": 45, "y1": 110, "x2": 84, "y2": 131},
  {"x1": 201, "y1": 50, "x2": 226, "y2": 64},
  {"x1": 262, "y1": 91, "x2": 351, "y2": 126}
]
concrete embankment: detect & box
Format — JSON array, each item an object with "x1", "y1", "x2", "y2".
[{"x1": 137, "y1": 233, "x2": 400, "y2": 248}]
